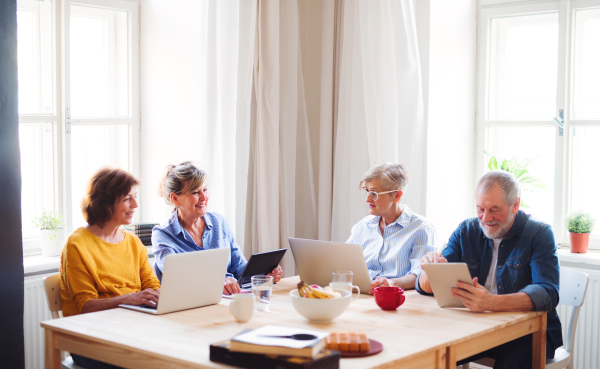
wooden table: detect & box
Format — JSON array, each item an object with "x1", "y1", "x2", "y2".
[{"x1": 42, "y1": 276, "x2": 546, "y2": 369}]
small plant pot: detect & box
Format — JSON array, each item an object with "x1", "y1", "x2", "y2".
[
  {"x1": 570, "y1": 232, "x2": 590, "y2": 254},
  {"x1": 40, "y1": 229, "x2": 66, "y2": 257}
]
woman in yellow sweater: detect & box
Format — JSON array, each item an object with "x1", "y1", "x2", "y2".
[{"x1": 60, "y1": 167, "x2": 160, "y2": 368}]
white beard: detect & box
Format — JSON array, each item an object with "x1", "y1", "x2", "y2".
[{"x1": 479, "y1": 209, "x2": 515, "y2": 239}]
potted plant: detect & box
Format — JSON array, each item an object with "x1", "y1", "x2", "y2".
[
  {"x1": 564, "y1": 211, "x2": 596, "y2": 253},
  {"x1": 33, "y1": 209, "x2": 66, "y2": 257},
  {"x1": 485, "y1": 153, "x2": 545, "y2": 208}
]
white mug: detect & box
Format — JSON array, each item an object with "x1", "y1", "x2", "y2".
[
  {"x1": 329, "y1": 282, "x2": 360, "y2": 301},
  {"x1": 229, "y1": 293, "x2": 255, "y2": 322}
]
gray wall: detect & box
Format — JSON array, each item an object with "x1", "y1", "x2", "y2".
[{"x1": 0, "y1": 0, "x2": 25, "y2": 367}]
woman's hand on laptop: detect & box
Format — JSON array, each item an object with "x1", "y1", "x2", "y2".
[
  {"x1": 223, "y1": 277, "x2": 241, "y2": 295},
  {"x1": 267, "y1": 265, "x2": 283, "y2": 283},
  {"x1": 125, "y1": 288, "x2": 160, "y2": 307}
]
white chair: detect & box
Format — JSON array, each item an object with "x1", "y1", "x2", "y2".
[
  {"x1": 43, "y1": 274, "x2": 85, "y2": 369},
  {"x1": 462, "y1": 267, "x2": 589, "y2": 369}
]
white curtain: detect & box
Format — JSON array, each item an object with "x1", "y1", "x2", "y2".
[
  {"x1": 244, "y1": 0, "x2": 317, "y2": 276},
  {"x1": 197, "y1": 0, "x2": 256, "y2": 245},
  {"x1": 195, "y1": 0, "x2": 424, "y2": 275},
  {"x1": 327, "y1": 0, "x2": 426, "y2": 242}
]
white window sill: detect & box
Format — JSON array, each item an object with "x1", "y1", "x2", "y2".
[
  {"x1": 24, "y1": 246, "x2": 154, "y2": 276},
  {"x1": 23, "y1": 255, "x2": 61, "y2": 276},
  {"x1": 557, "y1": 247, "x2": 600, "y2": 267}
]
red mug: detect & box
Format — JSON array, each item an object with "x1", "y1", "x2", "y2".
[{"x1": 374, "y1": 286, "x2": 405, "y2": 310}]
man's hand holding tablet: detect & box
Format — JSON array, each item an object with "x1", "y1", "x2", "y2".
[
  {"x1": 420, "y1": 251, "x2": 496, "y2": 311},
  {"x1": 418, "y1": 251, "x2": 448, "y2": 294},
  {"x1": 451, "y1": 277, "x2": 496, "y2": 312}
]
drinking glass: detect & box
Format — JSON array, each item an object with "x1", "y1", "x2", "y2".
[
  {"x1": 331, "y1": 271, "x2": 360, "y2": 300},
  {"x1": 251, "y1": 275, "x2": 273, "y2": 311},
  {"x1": 332, "y1": 271, "x2": 353, "y2": 284}
]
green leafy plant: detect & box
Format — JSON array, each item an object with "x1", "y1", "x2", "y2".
[
  {"x1": 32, "y1": 209, "x2": 64, "y2": 240},
  {"x1": 485, "y1": 152, "x2": 546, "y2": 208},
  {"x1": 564, "y1": 211, "x2": 596, "y2": 234}
]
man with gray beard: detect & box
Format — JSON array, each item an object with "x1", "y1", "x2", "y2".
[{"x1": 415, "y1": 170, "x2": 562, "y2": 369}]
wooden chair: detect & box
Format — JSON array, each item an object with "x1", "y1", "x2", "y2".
[
  {"x1": 462, "y1": 267, "x2": 589, "y2": 369},
  {"x1": 43, "y1": 274, "x2": 85, "y2": 369}
]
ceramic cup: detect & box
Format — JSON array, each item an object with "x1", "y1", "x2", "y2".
[
  {"x1": 374, "y1": 286, "x2": 405, "y2": 311},
  {"x1": 229, "y1": 293, "x2": 255, "y2": 322}
]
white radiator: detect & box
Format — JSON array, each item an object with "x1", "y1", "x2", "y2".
[
  {"x1": 557, "y1": 267, "x2": 600, "y2": 369},
  {"x1": 24, "y1": 273, "x2": 56, "y2": 369}
]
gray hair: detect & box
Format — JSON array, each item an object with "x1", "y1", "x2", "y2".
[
  {"x1": 159, "y1": 162, "x2": 206, "y2": 207},
  {"x1": 476, "y1": 170, "x2": 521, "y2": 206},
  {"x1": 359, "y1": 163, "x2": 410, "y2": 192}
]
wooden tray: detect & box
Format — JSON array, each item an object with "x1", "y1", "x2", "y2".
[{"x1": 341, "y1": 339, "x2": 383, "y2": 358}]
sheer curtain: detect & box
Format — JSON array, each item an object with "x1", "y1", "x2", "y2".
[
  {"x1": 196, "y1": 0, "x2": 256, "y2": 245},
  {"x1": 195, "y1": 0, "x2": 424, "y2": 275},
  {"x1": 327, "y1": 0, "x2": 426, "y2": 242},
  {"x1": 244, "y1": 0, "x2": 317, "y2": 275}
]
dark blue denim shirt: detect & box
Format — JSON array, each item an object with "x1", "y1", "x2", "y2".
[{"x1": 416, "y1": 210, "x2": 562, "y2": 357}]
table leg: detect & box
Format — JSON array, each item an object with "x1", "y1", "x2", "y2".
[
  {"x1": 532, "y1": 313, "x2": 547, "y2": 369},
  {"x1": 446, "y1": 345, "x2": 456, "y2": 369},
  {"x1": 45, "y1": 329, "x2": 61, "y2": 369}
]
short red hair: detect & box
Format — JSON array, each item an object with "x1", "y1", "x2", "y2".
[{"x1": 80, "y1": 167, "x2": 139, "y2": 227}]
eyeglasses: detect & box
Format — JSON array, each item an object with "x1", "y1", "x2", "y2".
[{"x1": 362, "y1": 188, "x2": 400, "y2": 201}]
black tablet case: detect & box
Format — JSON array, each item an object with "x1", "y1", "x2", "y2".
[{"x1": 238, "y1": 249, "x2": 287, "y2": 286}]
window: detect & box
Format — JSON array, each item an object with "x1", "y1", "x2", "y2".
[
  {"x1": 17, "y1": 0, "x2": 139, "y2": 255},
  {"x1": 478, "y1": 0, "x2": 600, "y2": 248}
]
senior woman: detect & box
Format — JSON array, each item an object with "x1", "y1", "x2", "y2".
[
  {"x1": 153, "y1": 162, "x2": 283, "y2": 295},
  {"x1": 346, "y1": 163, "x2": 438, "y2": 294},
  {"x1": 60, "y1": 167, "x2": 160, "y2": 369}
]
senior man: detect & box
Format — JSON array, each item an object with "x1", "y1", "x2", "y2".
[{"x1": 416, "y1": 170, "x2": 562, "y2": 369}]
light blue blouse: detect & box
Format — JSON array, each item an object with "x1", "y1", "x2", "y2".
[{"x1": 346, "y1": 205, "x2": 438, "y2": 280}]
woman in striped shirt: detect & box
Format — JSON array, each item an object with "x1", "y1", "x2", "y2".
[{"x1": 346, "y1": 163, "x2": 438, "y2": 294}]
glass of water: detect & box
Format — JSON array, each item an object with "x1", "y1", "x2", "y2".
[{"x1": 251, "y1": 275, "x2": 273, "y2": 311}]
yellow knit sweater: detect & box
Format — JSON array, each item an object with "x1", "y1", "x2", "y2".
[{"x1": 60, "y1": 227, "x2": 160, "y2": 317}]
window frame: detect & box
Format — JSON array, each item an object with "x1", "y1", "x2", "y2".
[
  {"x1": 18, "y1": 0, "x2": 140, "y2": 255},
  {"x1": 63, "y1": 0, "x2": 141, "y2": 232},
  {"x1": 477, "y1": 0, "x2": 600, "y2": 250}
]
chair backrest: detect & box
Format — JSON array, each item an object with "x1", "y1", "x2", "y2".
[
  {"x1": 44, "y1": 274, "x2": 62, "y2": 319},
  {"x1": 559, "y1": 266, "x2": 589, "y2": 352}
]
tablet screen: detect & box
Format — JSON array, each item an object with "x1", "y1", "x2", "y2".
[
  {"x1": 422, "y1": 263, "x2": 474, "y2": 308},
  {"x1": 238, "y1": 249, "x2": 287, "y2": 285}
]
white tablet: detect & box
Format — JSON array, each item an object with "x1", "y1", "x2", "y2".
[{"x1": 422, "y1": 263, "x2": 474, "y2": 308}]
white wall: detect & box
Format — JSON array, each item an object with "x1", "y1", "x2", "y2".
[
  {"x1": 138, "y1": 0, "x2": 205, "y2": 224},
  {"x1": 421, "y1": 0, "x2": 477, "y2": 244}
]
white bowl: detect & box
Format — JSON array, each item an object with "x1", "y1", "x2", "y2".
[{"x1": 289, "y1": 289, "x2": 351, "y2": 323}]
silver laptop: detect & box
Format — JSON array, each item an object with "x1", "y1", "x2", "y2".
[
  {"x1": 289, "y1": 237, "x2": 371, "y2": 294},
  {"x1": 119, "y1": 248, "x2": 229, "y2": 314}
]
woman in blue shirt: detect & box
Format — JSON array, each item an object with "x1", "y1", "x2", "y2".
[
  {"x1": 152, "y1": 162, "x2": 282, "y2": 295},
  {"x1": 346, "y1": 163, "x2": 437, "y2": 294}
]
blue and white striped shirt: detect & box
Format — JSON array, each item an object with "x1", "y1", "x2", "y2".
[
  {"x1": 152, "y1": 211, "x2": 247, "y2": 279},
  {"x1": 346, "y1": 205, "x2": 438, "y2": 280}
]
